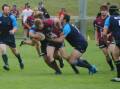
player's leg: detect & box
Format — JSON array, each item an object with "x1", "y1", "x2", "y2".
[
  {"x1": 0, "y1": 44, "x2": 9, "y2": 71},
  {"x1": 10, "y1": 47, "x2": 24, "y2": 69},
  {"x1": 54, "y1": 50, "x2": 64, "y2": 68},
  {"x1": 59, "y1": 47, "x2": 79, "y2": 74},
  {"x1": 108, "y1": 43, "x2": 115, "y2": 61},
  {"x1": 46, "y1": 45, "x2": 61, "y2": 74},
  {"x1": 68, "y1": 48, "x2": 97, "y2": 75},
  {"x1": 32, "y1": 39, "x2": 44, "y2": 57},
  {"x1": 20, "y1": 39, "x2": 35, "y2": 46},
  {"x1": 111, "y1": 45, "x2": 120, "y2": 82},
  {"x1": 101, "y1": 47, "x2": 114, "y2": 71}
]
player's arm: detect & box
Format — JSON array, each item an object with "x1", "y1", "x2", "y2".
[
  {"x1": 10, "y1": 15, "x2": 18, "y2": 34},
  {"x1": 95, "y1": 27, "x2": 99, "y2": 45},
  {"x1": 29, "y1": 27, "x2": 39, "y2": 39},
  {"x1": 54, "y1": 18, "x2": 62, "y2": 29},
  {"x1": 51, "y1": 32, "x2": 65, "y2": 43},
  {"x1": 24, "y1": 18, "x2": 31, "y2": 29},
  {"x1": 103, "y1": 17, "x2": 110, "y2": 43},
  {"x1": 51, "y1": 24, "x2": 71, "y2": 43},
  {"x1": 29, "y1": 27, "x2": 45, "y2": 41}
]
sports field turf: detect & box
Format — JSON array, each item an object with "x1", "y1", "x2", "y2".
[
  {"x1": 0, "y1": 40, "x2": 120, "y2": 89},
  {"x1": 0, "y1": 0, "x2": 120, "y2": 88}
]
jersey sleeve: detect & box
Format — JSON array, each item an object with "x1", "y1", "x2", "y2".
[
  {"x1": 10, "y1": 15, "x2": 18, "y2": 29},
  {"x1": 104, "y1": 16, "x2": 110, "y2": 30},
  {"x1": 29, "y1": 25, "x2": 35, "y2": 33},
  {"x1": 63, "y1": 24, "x2": 71, "y2": 37}
]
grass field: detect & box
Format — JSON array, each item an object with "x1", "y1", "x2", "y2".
[
  {"x1": 0, "y1": 1, "x2": 120, "y2": 88},
  {"x1": 0, "y1": 40, "x2": 120, "y2": 89},
  {"x1": 0, "y1": 0, "x2": 120, "y2": 38},
  {"x1": 0, "y1": 0, "x2": 120, "y2": 16}
]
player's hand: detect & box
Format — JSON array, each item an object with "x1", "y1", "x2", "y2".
[{"x1": 9, "y1": 30, "x2": 15, "y2": 35}]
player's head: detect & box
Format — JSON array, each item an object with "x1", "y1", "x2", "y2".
[
  {"x1": 34, "y1": 18, "x2": 44, "y2": 29},
  {"x1": 63, "y1": 14, "x2": 70, "y2": 23},
  {"x1": 109, "y1": 5, "x2": 119, "y2": 15},
  {"x1": 100, "y1": 5, "x2": 108, "y2": 16},
  {"x1": 33, "y1": 9, "x2": 43, "y2": 19},
  {"x1": 13, "y1": 5, "x2": 16, "y2": 8},
  {"x1": 2, "y1": 4, "x2": 10, "y2": 15}
]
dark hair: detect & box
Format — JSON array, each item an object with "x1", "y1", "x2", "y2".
[
  {"x1": 2, "y1": 4, "x2": 9, "y2": 10},
  {"x1": 63, "y1": 14, "x2": 70, "y2": 22},
  {"x1": 100, "y1": 5, "x2": 108, "y2": 11},
  {"x1": 109, "y1": 5, "x2": 119, "y2": 15},
  {"x1": 106, "y1": 2, "x2": 110, "y2": 6}
]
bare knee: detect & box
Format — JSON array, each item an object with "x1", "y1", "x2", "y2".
[{"x1": 0, "y1": 44, "x2": 7, "y2": 55}]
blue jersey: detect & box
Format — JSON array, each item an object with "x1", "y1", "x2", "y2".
[
  {"x1": 104, "y1": 15, "x2": 120, "y2": 44},
  {"x1": 0, "y1": 12, "x2": 18, "y2": 35},
  {"x1": 63, "y1": 23, "x2": 87, "y2": 48}
]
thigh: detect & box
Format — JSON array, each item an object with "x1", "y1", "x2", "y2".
[
  {"x1": 10, "y1": 47, "x2": 19, "y2": 54},
  {"x1": 59, "y1": 47, "x2": 69, "y2": 60},
  {"x1": 69, "y1": 49, "x2": 83, "y2": 63},
  {"x1": 46, "y1": 45, "x2": 55, "y2": 61},
  {"x1": 108, "y1": 44, "x2": 115, "y2": 54},
  {"x1": 101, "y1": 47, "x2": 109, "y2": 56},
  {"x1": 0, "y1": 44, "x2": 7, "y2": 54},
  {"x1": 112, "y1": 45, "x2": 120, "y2": 61}
]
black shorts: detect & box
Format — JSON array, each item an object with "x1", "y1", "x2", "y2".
[
  {"x1": 116, "y1": 43, "x2": 120, "y2": 48},
  {"x1": 98, "y1": 43, "x2": 108, "y2": 49},
  {"x1": 47, "y1": 42, "x2": 63, "y2": 50},
  {"x1": 98, "y1": 40, "x2": 108, "y2": 49},
  {"x1": 75, "y1": 41, "x2": 88, "y2": 53},
  {"x1": 41, "y1": 40, "x2": 48, "y2": 54},
  {"x1": 0, "y1": 34, "x2": 16, "y2": 48}
]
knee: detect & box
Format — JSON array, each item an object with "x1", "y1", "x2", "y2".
[
  {"x1": 0, "y1": 46, "x2": 6, "y2": 55},
  {"x1": 46, "y1": 54, "x2": 54, "y2": 62},
  {"x1": 68, "y1": 58, "x2": 75, "y2": 64}
]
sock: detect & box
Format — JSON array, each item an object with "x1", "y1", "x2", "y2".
[
  {"x1": 73, "y1": 59, "x2": 92, "y2": 69},
  {"x1": 70, "y1": 64, "x2": 79, "y2": 74},
  {"x1": 115, "y1": 60, "x2": 120, "y2": 78},
  {"x1": 110, "y1": 53, "x2": 114, "y2": 61},
  {"x1": 106, "y1": 56, "x2": 114, "y2": 70},
  {"x1": 50, "y1": 60, "x2": 61, "y2": 73},
  {"x1": 2, "y1": 54, "x2": 8, "y2": 66},
  {"x1": 15, "y1": 54, "x2": 23, "y2": 64}
]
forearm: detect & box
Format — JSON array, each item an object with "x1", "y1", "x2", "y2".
[
  {"x1": 95, "y1": 30, "x2": 99, "y2": 43},
  {"x1": 24, "y1": 23, "x2": 31, "y2": 29},
  {"x1": 52, "y1": 37, "x2": 64, "y2": 43}
]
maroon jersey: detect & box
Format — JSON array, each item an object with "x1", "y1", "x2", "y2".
[
  {"x1": 27, "y1": 15, "x2": 34, "y2": 27},
  {"x1": 31, "y1": 19, "x2": 61, "y2": 38},
  {"x1": 95, "y1": 16, "x2": 113, "y2": 44},
  {"x1": 95, "y1": 16, "x2": 107, "y2": 43},
  {"x1": 43, "y1": 19, "x2": 61, "y2": 38}
]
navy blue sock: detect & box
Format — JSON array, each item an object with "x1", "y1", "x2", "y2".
[
  {"x1": 106, "y1": 55, "x2": 114, "y2": 70},
  {"x1": 50, "y1": 60, "x2": 61, "y2": 73},
  {"x1": 73, "y1": 59, "x2": 92, "y2": 69},
  {"x1": 15, "y1": 54, "x2": 23, "y2": 63},
  {"x1": 2, "y1": 54, "x2": 8, "y2": 65},
  {"x1": 115, "y1": 60, "x2": 120, "y2": 78}
]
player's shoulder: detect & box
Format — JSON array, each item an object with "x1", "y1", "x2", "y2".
[
  {"x1": 64, "y1": 23, "x2": 70, "y2": 28},
  {"x1": 9, "y1": 14, "x2": 16, "y2": 20},
  {"x1": 43, "y1": 19, "x2": 54, "y2": 26},
  {"x1": 0, "y1": 12, "x2": 3, "y2": 17}
]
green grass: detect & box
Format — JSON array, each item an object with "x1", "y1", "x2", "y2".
[
  {"x1": 0, "y1": 0, "x2": 120, "y2": 38},
  {"x1": 0, "y1": 0, "x2": 120, "y2": 16},
  {"x1": 0, "y1": 40, "x2": 120, "y2": 89}
]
